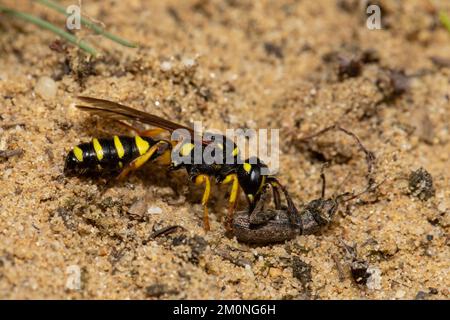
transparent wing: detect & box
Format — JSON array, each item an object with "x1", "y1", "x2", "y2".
[{"x1": 76, "y1": 96, "x2": 196, "y2": 135}]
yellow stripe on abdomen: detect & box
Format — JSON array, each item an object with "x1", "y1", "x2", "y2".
[
  {"x1": 73, "y1": 146, "x2": 84, "y2": 162},
  {"x1": 135, "y1": 136, "x2": 150, "y2": 155},
  {"x1": 92, "y1": 138, "x2": 104, "y2": 161},
  {"x1": 114, "y1": 136, "x2": 125, "y2": 159}
]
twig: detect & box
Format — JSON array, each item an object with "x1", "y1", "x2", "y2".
[
  {"x1": 214, "y1": 248, "x2": 252, "y2": 268},
  {"x1": 0, "y1": 5, "x2": 97, "y2": 56},
  {"x1": 331, "y1": 254, "x2": 346, "y2": 282},
  {"x1": 0, "y1": 149, "x2": 24, "y2": 159},
  {"x1": 1, "y1": 123, "x2": 26, "y2": 130},
  {"x1": 150, "y1": 225, "x2": 184, "y2": 239},
  {"x1": 36, "y1": 0, "x2": 137, "y2": 48}
]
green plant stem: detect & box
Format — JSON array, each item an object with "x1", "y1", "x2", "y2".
[
  {"x1": 36, "y1": 0, "x2": 137, "y2": 47},
  {"x1": 0, "y1": 5, "x2": 97, "y2": 56},
  {"x1": 439, "y1": 11, "x2": 450, "y2": 33}
]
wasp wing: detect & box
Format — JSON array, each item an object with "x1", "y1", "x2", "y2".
[{"x1": 76, "y1": 96, "x2": 196, "y2": 136}]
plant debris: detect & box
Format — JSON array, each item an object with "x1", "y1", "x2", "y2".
[
  {"x1": 408, "y1": 168, "x2": 435, "y2": 201},
  {"x1": 0, "y1": 149, "x2": 23, "y2": 160}
]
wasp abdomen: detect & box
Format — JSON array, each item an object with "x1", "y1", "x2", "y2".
[{"x1": 64, "y1": 135, "x2": 155, "y2": 176}]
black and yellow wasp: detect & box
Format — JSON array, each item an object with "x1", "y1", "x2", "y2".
[{"x1": 65, "y1": 96, "x2": 296, "y2": 231}]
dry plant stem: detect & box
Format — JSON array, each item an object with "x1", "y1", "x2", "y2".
[
  {"x1": 0, "y1": 149, "x2": 23, "y2": 159},
  {"x1": 0, "y1": 5, "x2": 97, "y2": 56},
  {"x1": 150, "y1": 225, "x2": 184, "y2": 239},
  {"x1": 332, "y1": 254, "x2": 346, "y2": 282},
  {"x1": 36, "y1": 0, "x2": 137, "y2": 48}
]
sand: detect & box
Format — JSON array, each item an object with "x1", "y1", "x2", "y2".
[{"x1": 0, "y1": 0, "x2": 448, "y2": 299}]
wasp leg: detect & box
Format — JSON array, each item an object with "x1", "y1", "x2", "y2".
[
  {"x1": 117, "y1": 141, "x2": 169, "y2": 180},
  {"x1": 221, "y1": 173, "x2": 240, "y2": 231},
  {"x1": 194, "y1": 174, "x2": 211, "y2": 231}
]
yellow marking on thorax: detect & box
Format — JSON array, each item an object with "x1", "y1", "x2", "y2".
[
  {"x1": 73, "y1": 146, "x2": 84, "y2": 162},
  {"x1": 135, "y1": 136, "x2": 150, "y2": 155},
  {"x1": 243, "y1": 162, "x2": 252, "y2": 173},
  {"x1": 180, "y1": 143, "x2": 195, "y2": 157},
  {"x1": 114, "y1": 136, "x2": 125, "y2": 159},
  {"x1": 92, "y1": 138, "x2": 104, "y2": 161},
  {"x1": 232, "y1": 147, "x2": 239, "y2": 157}
]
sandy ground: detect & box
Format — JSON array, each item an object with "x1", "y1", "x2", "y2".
[{"x1": 0, "y1": 0, "x2": 449, "y2": 299}]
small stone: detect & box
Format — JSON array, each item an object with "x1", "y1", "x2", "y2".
[
  {"x1": 264, "y1": 42, "x2": 284, "y2": 59},
  {"x1": 182, "y1": 57, "x2": 196, "y2": 68},
  {"x1": 188, "y1": 235, "x2": 208, "y2": 264},
  {"x1": 35, "y1": 76, "x2": 57, "y2": 100},
  {"x1": 3, "y1": 168, "x2": 12, "y2": 179},
  {"x1": 351, "y1": 260, "x2": 370, "y2": 285},
  {"x1": 408, "y1": 168, "x2": 435, "y2": 201},
  {"x1": 160, "y1": 61, "x2": 172, "y2": 72},
  {"x1": 98, "y1": 247, "x2": 108, "y2": 256},
  {"x1": 128, "y1": 200, "x2": 147, "y2": 217},
  {"x1": 415, "y1": 291, "x2": 428, "y2": 300},
  {"x1": 395, "y1": 289, "x2": 405, "y2": 299},
  {"x1": 244, "y1": 264, "x2": 254, "y2": 278},
  {"x1": 269, "y1": 267, "x2": 283, "y2": 278},
  {"x1": 292, "y1": 257, "x2": 312, "y2": 286},
  {"x1": 145, "y1": 283, "x2": 170, "y2": 297},
  {"x1": 437, "y1": 202, "x2": 447, "y2": 213},
  {"x1": 147, "y1": 206, "x2": 162, "y2": 215},
  {"x1": 429, "y1": 287, "x2": 438, "y2": 295},
  {"x1": 338, "y1": 56, "x2": 362, "y2": 80},
  {"x1": 366, "y1": 267, "x2": 382, "y2": 290}
]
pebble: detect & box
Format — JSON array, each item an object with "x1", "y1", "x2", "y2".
[
  {"x1": 269, "y1": 267, "x2": 283, "y2": 278},
  {"x1": 35, "y1": 76, "x2": 57, "y2": 100},
  {"x1": 437, "y1": 202, "x2": 447, "y2": 213},
  {"x1": 128, "y1": 200, "x2": 147, "y2": 217},
  {"x1": 395, "y1": 289, "x2": 406, "y2": 299},
  {"x1": 160, "y1": 61, "x2": 172, "y2": 72},
  {"x1": 244, "y1": 264, "x2": 254, "y2": 278},
  {"x1": 147, "y1": 206, "x2": 162, "y2": 215},
  {"x1": 415, "y1": 291, "x2": 428, "y2": 300},
  {"x1": 3, "y1": 168, "x2": 12, "y2": 179},
  {"x1": 182, "y1": 57, "x2": 196, "y2": 68},
  {"x1": 366, "y1": 267, "x2": 382, "y2": 290}
]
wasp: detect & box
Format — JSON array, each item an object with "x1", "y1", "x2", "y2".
[{"x1": 65, "y1": 96, "x2": 293, "y2": 231}]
